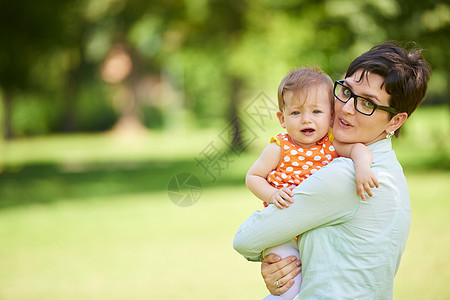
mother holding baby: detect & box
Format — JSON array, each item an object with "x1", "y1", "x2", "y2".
[{"x1": 233, "y1": 41, "x2": 430, "y2": 299}]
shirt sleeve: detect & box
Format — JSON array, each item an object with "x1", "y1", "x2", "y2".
[
  {"x1": 233, "y1": 157, "x2": 360, "y2": 262},
  {"x1": 269, "y1": 136, "x2": 281, "y2": 146}
]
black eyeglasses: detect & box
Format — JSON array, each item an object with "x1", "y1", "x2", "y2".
[{"x1": 334, "y1": 80, "x2": 398, "y2": 116}]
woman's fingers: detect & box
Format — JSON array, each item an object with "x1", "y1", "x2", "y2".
[
  {"x1": 269, "y1": 263, "x2": 302, "y2": 295},
  {"x1": 263, "y1": 253, "x2": 282, "y2": 264},
  {"x1": 261, "y1": 255, "x2": 301, "y2": 295},
  {"x1": 273, "y1": 276, "x2": 296, "y2": 295}
]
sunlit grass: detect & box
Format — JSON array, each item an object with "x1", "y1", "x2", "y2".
[
  {"x1": 0, "y1": 173, "x2": 449, "y2": 299},
  {"x1": 0, "y1": 188, "x2": 266, "y2": 300},
  {"x1": 395, "y1": 170, "x2": 450, "y2": 300},
  {"x1": 0, "y1": 128, "x2": 221, "y2": 168}
]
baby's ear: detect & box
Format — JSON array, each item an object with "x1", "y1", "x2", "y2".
[{"x1": 277, "y1": 111, "x2": 286, "y2": 128}]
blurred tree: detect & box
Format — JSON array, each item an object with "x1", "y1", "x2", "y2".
[
  {"x1": 322, "y1": 0, "x2": 449, "y2": 105},
  {"x1": 93, "y1": 0, "x2": 188, "y2": 134},
  {"x1": 184, "y1": 0, "x2": 248, "y2": 151},
  {"x1": 0, "y1": 0, "x2": 447, "y2": 140},
  {"x1": 0, "y1": 0, "x2": 71, "y2": 138},
  {"x1": 382, "y1": 0, "x2": 450, "y2": 105},
  {"x1": 60, "y1": 5, "x2": 89, "y2": 133}
]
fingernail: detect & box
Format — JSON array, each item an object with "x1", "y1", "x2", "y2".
[
  {"x1": 291, "y1": 257, "x2": 297, "y2": 262},
  {"x1": 296, "y1": 261, "x2": 301, "y2": 266}
]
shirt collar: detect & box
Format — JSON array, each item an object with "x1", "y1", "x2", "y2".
[{"x1": 367, "y1": 138, "x2": 392, "y2": 153}]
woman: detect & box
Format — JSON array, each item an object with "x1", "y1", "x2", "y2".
[{"x1": 233, "y1": 41, "x2": 430, "y2": 299}]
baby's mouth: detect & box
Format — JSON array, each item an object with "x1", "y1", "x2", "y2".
[{"x1": 301, "y1": 128, "x2": 315, "y2": 135}]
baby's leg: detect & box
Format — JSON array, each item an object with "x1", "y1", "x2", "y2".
[{"x1": 262, "y1": 239, "x2": 301, "y2": 300}]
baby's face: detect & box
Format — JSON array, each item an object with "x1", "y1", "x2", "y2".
[{"x1": 278, "y1": 85, "x2": 332, "y2": 148}]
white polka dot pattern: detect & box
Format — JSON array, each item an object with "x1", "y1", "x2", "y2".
[{"x1": 267, "y1": 132, "x2": 339, "y2": 189}]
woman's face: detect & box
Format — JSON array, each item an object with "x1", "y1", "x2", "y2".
[{"x1": 332, "y1": 70, "x2": 396, "y2": 145}]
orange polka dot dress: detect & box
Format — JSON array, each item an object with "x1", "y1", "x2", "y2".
[{"x1": 264, "y1": 132, "x2": 338, "y2": 206}]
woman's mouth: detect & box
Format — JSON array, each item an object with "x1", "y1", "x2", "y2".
[{"x1": 340, "y1": 119, "x2": 351, "y2": 127}]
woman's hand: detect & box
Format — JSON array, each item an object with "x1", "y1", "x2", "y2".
[{"x1": 261, "y1": 253, "x2": 302, "y2": 295}]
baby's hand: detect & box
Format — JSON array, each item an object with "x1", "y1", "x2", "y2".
[
  {"x1": 269, "y1": 186, "x2": 295, "y2": 209},
  {"x1": 356, "y1": 169, "x2": 379, "y2": 201}
]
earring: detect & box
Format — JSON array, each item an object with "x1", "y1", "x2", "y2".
[{"x1": 386, "y1": 131, "x2": 394, "y2": 139}]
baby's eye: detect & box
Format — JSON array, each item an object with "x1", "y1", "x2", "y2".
[
  {"x1": 313, "y1": 110, "x2": 321, "y2": 114},
  {"x1": 292, "y1": 111, "x2": 300, "y2": 115}
]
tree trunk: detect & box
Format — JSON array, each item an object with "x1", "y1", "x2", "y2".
[
  {"x1": 229, "y1": 76, "x2": 244, "y2": 153},
  {"x1": 61, "y1": 68, "x2": 78, "y2": 132},
  {"x1": 110, "y1": 46, "x2": 147, "y2": 136}
]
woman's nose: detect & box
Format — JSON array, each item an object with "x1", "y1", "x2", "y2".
[{"x1": 342, "y1": 98, "x2": 356, "y2": 115}]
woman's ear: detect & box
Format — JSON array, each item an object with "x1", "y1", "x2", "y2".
[
  {"x1": 276, "y1": 111, "x2": 286, "y2": 128},
  {"x1": 386, "y1": 112, "x2": 408, "y2": 133}
]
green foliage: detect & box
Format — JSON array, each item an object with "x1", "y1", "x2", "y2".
[
  {"x1": 74, "y1": 84, "x2": 118, "y2": 132},
  {"x1": 0, "y1": 0, "x2": 448, "y2": 138},
  {"x1": 392, "y1": 105, "x2": 450, "y2": 169},
  {"x1": 11, "y1": 95, "x2": 54, "y2": 137},
  {"x1": 183, "y1": 49, "x2": 230, "y2": 125},
  {"x1": 141, "y1": 105, "x2": 164, "y2": 129}
]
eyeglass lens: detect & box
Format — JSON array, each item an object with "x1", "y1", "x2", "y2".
[{"x1": 334, "y1": 83, "x2": 375, "y2": 115}]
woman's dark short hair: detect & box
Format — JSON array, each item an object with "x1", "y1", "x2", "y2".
[{"x1": 345, "y1": 41, "x2": 431, "y2": 137}]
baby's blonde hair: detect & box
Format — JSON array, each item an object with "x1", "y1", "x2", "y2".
[{"x1": 277, "y1": 66, "x2": 333, "y2": 111}]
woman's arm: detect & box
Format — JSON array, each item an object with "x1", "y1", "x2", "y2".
[
  {"x1": 246, "y1": 142, "x2": 294, "y2": 209},
  {"x1": 233, "y1": 158, "x2": 359, "y2": 261}
]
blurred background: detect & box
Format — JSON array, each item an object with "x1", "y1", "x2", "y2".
[{"x1": 0, "y1": 0, "x2": 449, "y2": 299}]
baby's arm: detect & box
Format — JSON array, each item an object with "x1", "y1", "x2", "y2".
[
  {"x1": 246, "y1": 142, "x2": 294, "y2": 209},
  {"x1": 332, "y1": 141, "x2": 379, "y2": 200}
]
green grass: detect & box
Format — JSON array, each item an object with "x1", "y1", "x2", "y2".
[
  {"x1": 395, "y1": 171, "x2": 450, "y2": 300},
  {"x1": 0, "y1": 173, "x2": 449, "y2": 299},
  {"x1": 0, "y1": 188, "x2": 266, "y2": 300},
  {"x1": 0, "y1": 105, "x2": 449, "y2": 299}
]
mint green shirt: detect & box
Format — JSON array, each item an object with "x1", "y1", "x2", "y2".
[{"x1": 233, "y1": 138, "x2": 411, "y2": 299}]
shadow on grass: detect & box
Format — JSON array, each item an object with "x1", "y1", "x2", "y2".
[
  {"x1": 0, "y1": 158, "x2": 244, "y2": 209},
  {"x1": 1, "y1": 150, "x2": 448, "y2": 210}
]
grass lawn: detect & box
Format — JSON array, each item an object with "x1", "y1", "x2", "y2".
[
  {"x1": 0, "y1": 105, "x2": 449, "y2": 299},
  {"x1": 0, "y1": 172, "x2": 449, "y2": 300}
]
